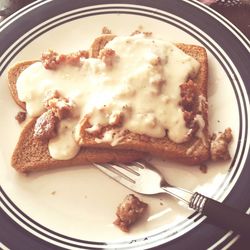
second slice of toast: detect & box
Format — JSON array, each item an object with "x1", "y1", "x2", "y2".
[
  {"x1": 75, "y1": 43, "x2": 210, "y2": 165},
  {"x1": 8, "y1": 61, "x2": 145, "y2": 173}
]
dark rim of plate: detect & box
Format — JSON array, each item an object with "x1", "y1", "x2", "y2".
[{"x1": 0, "y1": 0, "x2": 249, "y2": 249}]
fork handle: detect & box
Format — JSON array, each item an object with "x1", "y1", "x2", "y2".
[
  {"x1": 162, "y1": 187, "x2": 250, "y2": 236},
  {"x1": 190, "y1": 192, "x2": 250, "y2": 237}
]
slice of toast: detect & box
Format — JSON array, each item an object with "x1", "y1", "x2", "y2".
[
  {"x1": 11, "y1": 118, "x2": 144, "y2": 173},
  {"x1": 76, "y1": 41, "x2": 210, "y2": 165},
  {"x1": 9, "y1": 35, "x2": 210, "y2": 172},
  {"x1": 8, "y1": 62, "x2": 145, "y2": 173}
]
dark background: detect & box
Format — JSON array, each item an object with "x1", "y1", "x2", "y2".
[{"x1": 1, "y1": 0, "x2": 249, "y2": 39}]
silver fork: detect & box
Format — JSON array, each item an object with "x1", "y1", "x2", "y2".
[{"x1": 94, "y1": 161, "x2": 250, "y2": 237}]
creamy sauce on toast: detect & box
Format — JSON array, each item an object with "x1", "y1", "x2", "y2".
[{"x1": 16, "y1": 34, "x2": 200, "y2": 160}]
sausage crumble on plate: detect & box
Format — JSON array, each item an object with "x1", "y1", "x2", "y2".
[{"x1": 114, "y1": 194, "x2": 148, "y2": 232}]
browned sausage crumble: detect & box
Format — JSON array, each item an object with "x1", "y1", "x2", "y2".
[
  {"x1": 41, "y1": 49, "x2": 89, "y2": 70},
  {"x1": 102, "y1": 26, "x2": 112, "y2": 34},
  {"x1": 34, "y1": 91, "x2": 74, "y2": 140},
  {"x1": 99, "y1": 48, "x2": 117, "y2": 67},
  {"x1": 130, "y1": 30, "x2": 152, "y2": 37},
  {"x1": 199, "y1": 163, "x2": 208, "y2": 174},
  {"x1": 179, "y1": 79, "x2": 205, "y2": 142},
  {"x1": 15, "y1": 111, "x2": 27, "y2": 124},
  {"x1": 114, "y1": 194, "x2": 148, "y2": 232},
  {"x1": 210, "y1": 128, "x2": 232, "y2": 161},
  {"x1": 43, "y1": 90, "x2": 74, "y2": 120},
  {"x1": 179, "y1": 80, "x2": 197, "y2": 127},
  {"x1": 34, "y1": 110, "x2": 58, "y2": 140}
]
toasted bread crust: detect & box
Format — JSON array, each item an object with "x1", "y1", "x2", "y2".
[
  {"x1": 11, "y1": 118, "x2": 145, "y2": 173},
  {"x1": 8, "y1": 60, "x2": 37, "y2": 110},
  {"x1": 78, "y1": 123, "x2": 209, "y2": 165}
]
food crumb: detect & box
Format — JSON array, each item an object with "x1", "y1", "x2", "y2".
[
  {"x1": 199, "y1": 163, "x2": 208, "y2": 174},
  {"x1": 210, "y1": 128, "x2": 232, "y2": 161},
  {"x1": 114, "y1": 194, "x2": 148, "y2": 232},
  {"x1": 102, "y1": 26, "x2": 112, "y2": 34},
  {"x1": 138, "y1": 25, "x2": 144, "y2": 31},
  {"x1": 15, "y1": 111, "x2": 26, "y2": 124},
  {"x1": 130, "y1": 30, "x2": 152, "y2": 37},
  {"x1": 51, "y1": 191, "x2": 56, "y2": 195},
  {"x1": 160, "y1": 202, "x2": 164, "y2": 206}
]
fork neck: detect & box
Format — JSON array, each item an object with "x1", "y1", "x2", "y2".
[{"x1": 161, "y1": 186, "x2": 193, "y2": 205}]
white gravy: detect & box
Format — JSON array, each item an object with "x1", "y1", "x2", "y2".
[{"x1": 16, "y1": 34, "x2": 200, "y2": 160}]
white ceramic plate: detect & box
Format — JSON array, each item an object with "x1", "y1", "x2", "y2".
[{"x1": 0, "y1": 1, "x2": 249, "y2": 249}]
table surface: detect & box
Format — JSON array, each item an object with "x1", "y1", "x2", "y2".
[{"x1": 0, "y1": 0, "x2": 249, "y2": 250}]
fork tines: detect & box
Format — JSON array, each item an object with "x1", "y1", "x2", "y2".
[{"x1": 93, "y1": 162, "x2": 143, "y2": 184}]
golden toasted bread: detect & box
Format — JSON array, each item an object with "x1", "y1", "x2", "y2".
[
  {"x1": 9, "y1": 34, "x2": 210, "y2": 172},
  {"x1": 11, "y1": 118, "x2": 144, "y2": 173},
  {"x1": 76, "y1": 40, "x2": 210, "y2": 165},
  {"x1": 8, "y1": 54, "x2": 144, "y2": 173}
]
